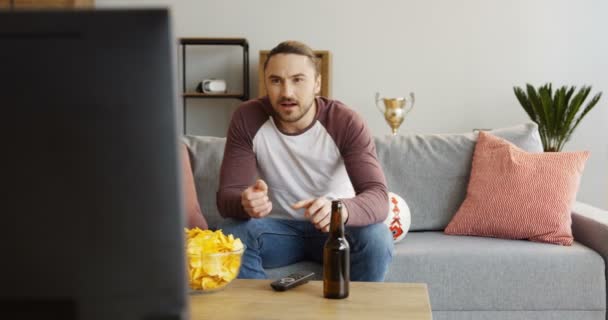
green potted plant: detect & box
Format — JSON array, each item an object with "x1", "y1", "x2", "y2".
[{"x1": 514, "y1": 83, "x2": 602, "y2": 152}]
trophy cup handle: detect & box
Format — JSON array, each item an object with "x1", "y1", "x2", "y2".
[
  {"x1": 405, "y1": 92, "x2": 415, "y2": 115},
  {"x1": 375, "y1": 92, "x2": 385, "y2": 113}
]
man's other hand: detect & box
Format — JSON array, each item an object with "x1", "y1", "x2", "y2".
[
  {"x1": 292, "y1": 197, "x2": 348, "y2": 232},
  {"x1": 241, "y1": 179, "x2": 272, "y2": 218}
]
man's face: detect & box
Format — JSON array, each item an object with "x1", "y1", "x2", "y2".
[{"x1": 264, "y1": 53, "x2": 321, "y2": 131}]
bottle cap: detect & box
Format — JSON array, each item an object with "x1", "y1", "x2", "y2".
[{"x1": 331, "y1": 200, "x2": 342, "y2": 210}]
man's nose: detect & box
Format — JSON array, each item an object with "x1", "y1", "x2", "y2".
[{"x1": 280, "y1": 82, "x2": 294, "y2": 97}]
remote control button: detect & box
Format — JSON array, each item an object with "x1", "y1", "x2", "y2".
[{"x1": 280, "y1": 277, "x2": 295, "y2": 284}]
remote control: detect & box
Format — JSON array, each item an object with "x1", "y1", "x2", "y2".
[{"x1": 270, "y1": 271, "x2": 315, "y2": 291}]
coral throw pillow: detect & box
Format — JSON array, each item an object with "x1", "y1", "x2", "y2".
[
  {"x1": 444, "y1": 131, "x2": 589, "y2": 246},
  {"x1": 181, "y1": 144, "x2": 208, "y2": 229}
]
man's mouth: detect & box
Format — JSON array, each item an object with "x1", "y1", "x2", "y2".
[{"x1": 280, "y1": 101, "x2": 298, "y2": 108}]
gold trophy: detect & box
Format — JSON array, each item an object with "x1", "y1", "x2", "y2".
[{"x1": 375, "y1": 92, "x2": 415, "y2": 135}]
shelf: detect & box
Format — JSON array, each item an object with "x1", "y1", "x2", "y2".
[
  {"x1": 179, "y1": 37, "x2": 250, "y2": 134},
  {"x1": 183, "y1": 92, "x2": 245, "y2": 99},
  {"x1": 180, "y1": 38, "x2": 248, "y2": 46}
]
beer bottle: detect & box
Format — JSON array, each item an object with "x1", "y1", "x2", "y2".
[{"x1": 323, "y1": 200, "x2": 350, "y2": 299}]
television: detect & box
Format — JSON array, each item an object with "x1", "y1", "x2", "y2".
[{"x1": 0, "y1": 9, "x2": 187, "y2": 320}]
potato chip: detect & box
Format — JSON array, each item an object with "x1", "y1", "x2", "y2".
[{"x1": 185, "y1": 228, "x2": 244, "y2": 291}]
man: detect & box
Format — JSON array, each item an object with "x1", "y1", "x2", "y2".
[{"x1": 217, "y1": 40, "x2": 393, "y2": 281}]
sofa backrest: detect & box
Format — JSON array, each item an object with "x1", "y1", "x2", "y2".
[
  {"x1": 184, "y1": 122, "x2": 542, "y2": 231},
  {"x1": 374, "y1": 122, "x2": 542, "y2": 231},
  {"x1": 183, "y1": 136, "x2": 226, "y2": 230}
]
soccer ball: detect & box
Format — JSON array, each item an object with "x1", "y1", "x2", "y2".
[{"x1": 384, "y1": 192, "x2": 411, "y2": 243}]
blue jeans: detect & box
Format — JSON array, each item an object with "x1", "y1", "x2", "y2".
[{"x1": 219, "y1": 218, "x2": 394, "y2": 281}]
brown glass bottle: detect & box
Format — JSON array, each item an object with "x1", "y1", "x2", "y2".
[{"x1": 323, "y1": 200, "x2": 350, "y2": 299}]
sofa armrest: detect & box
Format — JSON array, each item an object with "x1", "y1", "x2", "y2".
[
  {"x1": 571, "y1": 201, "x2": 608, "y2": 315},
  {"x1": 572, "y1": 201, "x2": 608, "y2": 257}
]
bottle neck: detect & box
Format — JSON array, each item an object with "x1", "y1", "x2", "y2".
[{"x1": 329, "y1": 202, "x2": 345, "y2": 238}]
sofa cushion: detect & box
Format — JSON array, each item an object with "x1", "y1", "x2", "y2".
[
  {"x1": 374, "y1": 122, "x2": 543, "y2": 231},
  {"x1": 387, "y1": 231, "x2": 605, "y2": 312},
  {"x1": 266, "y1": 231, "x2": 606, "y2": 314},
  {"x1": 444, "y1": 131, "x2": 589, "y2": 245},
  {"x1": 183, "y1": 136, "x2": 226, "y2": 230}
]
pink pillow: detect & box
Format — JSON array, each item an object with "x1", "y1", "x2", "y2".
[
  {"x1": 181, "y1": 144, "x2": 208, "y2": 230},
  {"x1": 444, "y1": 131, "x2": 589, "y2": 246}
]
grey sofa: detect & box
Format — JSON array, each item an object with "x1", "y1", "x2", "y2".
[{"x1": 184, "y1": 122, "x2": 607, "y2": 320}]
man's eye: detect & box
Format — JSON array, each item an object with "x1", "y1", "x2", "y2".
[
  {"x1": 270, "y1": 78, "x2": 281, "y2": 84},
  {"x1": 294, "y1": 78, "x2": 304, "y2": 83}
]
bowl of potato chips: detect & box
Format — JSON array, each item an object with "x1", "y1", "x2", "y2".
[{"x1": 185, "y1": 228, "x2": 245, "y2": 292}]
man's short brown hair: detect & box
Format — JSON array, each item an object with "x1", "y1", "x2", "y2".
[{"x1": 263, "y1": 40, "x2": 320, "y2": 76}]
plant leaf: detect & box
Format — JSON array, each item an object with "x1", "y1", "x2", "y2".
[
  {"x1": 554, "y1": 87, "x2": 566, "y2": 138},
  {"x1": 514, "y1": 86, "x2": 537, "y2": 122},
  {"x1": 565, "y1": 90, "x2": 602, "y2": 147},
  {"x1": 561, "y1": 86, "x2": 591, "y2": 145},
  {"x1": 527, "y1": 84, "x2": 550, "y2": 149},
  {"x1": 539, "y1": 84, "x2": 554, "y2": 144}
]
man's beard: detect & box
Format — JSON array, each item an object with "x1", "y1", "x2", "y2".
[{"x1": 275, "y1": 97, "x2": 314, "y2": 123}]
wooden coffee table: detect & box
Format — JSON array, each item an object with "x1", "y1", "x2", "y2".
[{"x1": 190, "y1": 279, "x2": 432, "y2": 319}]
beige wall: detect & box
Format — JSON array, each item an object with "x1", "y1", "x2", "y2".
[{"x1": 97, "y1": 0, "x2": 608, "y2": 209}]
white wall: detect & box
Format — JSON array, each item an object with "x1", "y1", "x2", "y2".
[{"x1": 99, "y1": 0, "x2": 608, "y2": 209}]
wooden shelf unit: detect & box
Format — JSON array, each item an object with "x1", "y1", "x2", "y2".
[
  {"x1": 182, "y1": 92, "x2": 245, "y2": 99},
  {"x1": 179, "y1": 37, "x2": 249, "y2": 133}
]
